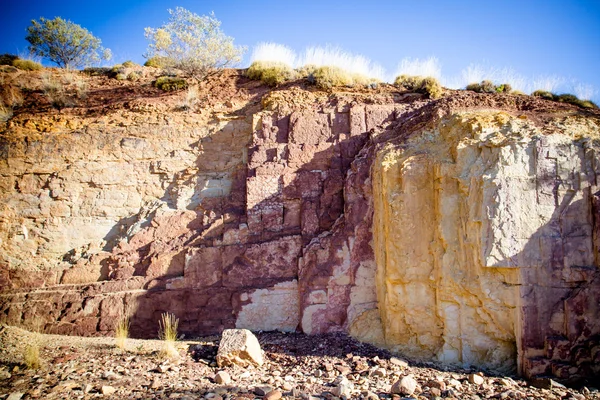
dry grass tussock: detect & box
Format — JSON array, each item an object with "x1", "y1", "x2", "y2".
[
  {"x1": 246, "y1": 61, "x2": 297, "y2": 86},
  {"x1": 394, "y1": 75, "x2": 443, "y2": 99},
  {"x1": 312, "y1": 66, "x2": 377, "y2": 90},
  {"x1": 115, "y1": 312, "x2": 130, "y2": 351},
  {"x1": 159, "y1": 312, "x2": 179, "y2": 359}
]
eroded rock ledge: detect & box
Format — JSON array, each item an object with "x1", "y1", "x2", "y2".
[{"x1": 1, "y1": 70, "x2": 599, "y2": 382}]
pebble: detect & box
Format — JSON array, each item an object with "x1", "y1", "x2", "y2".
[
  {"x1": 6, "y1": 393, "x2": 24, "y2": 400},
  {"x1": 264, "y1": 389, "x2": 282, "y2": 400},
  {"x1": 254, "y1": 385, "x2": 273, "y2": 396},
  {"x1": 391, "y1": 375, "x2": 418, "y2": 396},
  {"x1": 214, "y1": 371, "x2": 231, "y2": 385},
  {"x1": 390, "y1": 357, "x2": 409, "y2": 368},
  {"x1": 468, "y1": 373, "x2": 484, "y2": 385},
  {"x1": 101, "y1": 385, "x2": 116, "y2": 395}
]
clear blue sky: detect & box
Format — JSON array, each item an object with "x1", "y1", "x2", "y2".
[{"x1": 2, "y1": 0, "x2": 600, "y2": 100}]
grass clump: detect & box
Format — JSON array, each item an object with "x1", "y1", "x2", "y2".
[
  {"x1": 531, "y1": 90, "x2": 598, "y2": 109},
  {"x1": 154, "y1": 76, "x2": 188, "y2": 91},
  {"x1": 246, "y1": 61, "x2": 297, "y2": 87},
  {"x1": 312, "y1": 66, "x2": 376, "y2": 90},
  {"x1": 144, "y1": 56, "x2": 172, "y2": 68},
  {"x1": 394, "y1": 75, "x2": 443, "y2": 99},
  {"x1": 0, "y1": 54, "x2": 19, "y2": 66},
  {"x1": 158, "y1": 312, "x2": 179, "y2": 359},
  {"x1": 83, "y1": 67, "x2": 110, "y2": 76},
  {"x1": 466, "y1": 80, "x2": 512, "y2": 94},
  {"x1": 13, "y1": 59, "x2": 43, "y2": 71},
  {"x1": 122, "y1": 60, "x2": 138, "y2": 68},
  {"x1": 115, "y1": 313, "x2": 130, "y2": 351},
  {"x1": 179, "y1": 85, "x2": 199, "y2": 111},
  {"x1": 24, "y1": 341, "x2": 41, "y2": 369}
]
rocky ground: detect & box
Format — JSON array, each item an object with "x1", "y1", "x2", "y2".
[{"x1": 0, "y1": 325, "x2": 598, "y2": 400}]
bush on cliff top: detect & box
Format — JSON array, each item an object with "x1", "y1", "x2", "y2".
[
  {"x1": 312, "y1": 65, "x2": 377, "y2": 90},
  {"x1": 466, "y1": 80, "x2": 512, "y2": 94},
  {"x1": 532, "y1": 90, "x2": 598, "y2": 109},
  {"x1": 394, "y1": 75, "x2": 443, "y2": 99},
  {"x1": 0, "y1": 54, "x2": 19, "y2": 66},
  {"x1": 13, "y1": 59, "x2": 43, "y2": 71},
  {"x1": 246, "y1": 61, "x2": 297, "y2": 86}
]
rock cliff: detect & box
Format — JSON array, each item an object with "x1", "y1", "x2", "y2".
[{"x1": 1, "y1": 68, "x2": 599, "y2": 383}]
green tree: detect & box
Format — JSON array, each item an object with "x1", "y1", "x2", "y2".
[
  {"x1": 145, "y1": 7, "x2": 246, "y2": 80},
  {"x1": 26, "y1": 17, "x2": 111, "y2": 69}
]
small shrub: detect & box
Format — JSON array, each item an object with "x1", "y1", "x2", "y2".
[
  {"x1": 0, "y1": 54, "x2": 19, "y2": 66},
  {"x1": 127, "y1": 71, "x2": 141, "y2": 81},
  {"x1": 246, "y1": 61, "x2": 297, "y2": 87},
  {"x1": 313, "y1": 66, "x2": 353, "y2": 89},
  {"x1": 154, "y1": 76, "x2": 188, "y2": 91},
  {"x1": 41, "y1": 73, "x2": 73, "y2": 109},
  {"x1": 24, "y1": 342, "x2": 41, "y2": 369},
  {"x1": 83, "y1": 67, "x2": 110, "y2": 76},
  {"x1": 116, "y1": 73, "x2": 127, "y2": 81},
  {"x1": 0, "y1": 105, "x2": 13, "y2": 122},
  {"x1": 394, "y1": 75, "x2": 443, "y2": 99},
  {"x1": 532, "y1": 90, "x2": 554, "y2": 100},
  {"x1": 496, "y1": 83, "x2": 512, "y2": 93},
  {"x1": 24, "y1": 323, "x2": 43, "y2": 369},
  {"x1": 13, "y1": 59, "x2": 43, "y2": 71},
  {"x1": 180, "y1": 85, "x2": 199, "y2": 110},
  {"x1": 295, "y1": 64, "x2": 318, "y2": 79},
  {"x1": 75, "y1": 80, "x2": 88, "y2": 99},
  {"x1": 531, "y1": 90, "x2": 598, "y2": 109},
  {"x1": 144, "y1": 56, "x2": 172, "y2": 68},
  {"x1": 122, "y1": 60, "x2": 138, "y2": 68},
  {"x1": 2, "y1": 85, "x2": 24, "y2": 108},
  {"x1": 466, "y1": 80, "x2": 512, "y2": 94},
  {"x1": 159, "y1": 312, "x2": 179, "y2": 359},
  {"x1": 115, "y1": 313, "x2": 130, "y2": 351}
]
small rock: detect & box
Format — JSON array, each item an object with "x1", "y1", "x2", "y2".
[
  {"x1": 217, "y1": 329, "x2": 263, "y2": 367},
  {"x1": 158, "y1": 364, "x2": 169, "y2": 373},
  {"x1": 427, "y1": 380, "x2": 446, "y2": 390},
  {"x1": 448, "y1": 378, "x2": 462, "y2": 388},
  {"x1": 6, "y1": 393, "x2": 24, "y2": 400},
  {"x1": 430, "y1": 387, "x2": 442, "y2": 397},
  {"x1": 468, "y1": 373, "x2": 484, "y2": 385},
  {"x1": 372, "y1": 368, "x2": 387, "y2": 377},
  {"x1": 362, "y1": 390, "x2": 379, "y2": 400},
  {"x1": 103, "y1": 371, "x2": 119, "y2": 380},
  {"x1": 282, "y1": 382, "x2": 293, "y2": 391},
  {"x1": 332, "y1": 381, "x2": 354, "y2": 398},
  {"x1": 84, "y1": 384, "x2": 93, "y2": 394},
  {"x1": 264, "y1": 390, "x2": 282, "y2": 400},
  {"x1": 390, "y1": 357, "x2": 409, "y2": 368},
  {"x1": 254, "y1": 386, "x2": 273, "y2": 396},
  {"x1": 335, "y1": 365, "x2": 351, "y2": 375},
  {"x1": 0, "y1": 370, "x2": 11, "y2": 380},
  {"x1": 214, "y1": 371, "x2": 231, "y2": 385},
  {"x1": 391, "y1": 375, "x2": 418, "y2": 396},
  {"x1": 529, "y1": 377, "x2": 565, "y2": 390},
  {"x1": 101, "y1": 385, "x2": 116, "y2": 396},
  {"x1": 499, "y1": 378, "x2": 514, "y2": 387}
]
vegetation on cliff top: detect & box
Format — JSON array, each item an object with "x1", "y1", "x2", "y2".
[
  {"x1": 144, "y1": 8, "x2": 246, "y2": 81},
  {"x1": 25, "y1": 17, "x2": 111, "y2": 69}
]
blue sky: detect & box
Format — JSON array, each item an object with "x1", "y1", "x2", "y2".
[{"x1": 2, "y1": 0, "x2": 600, "y2": 100}]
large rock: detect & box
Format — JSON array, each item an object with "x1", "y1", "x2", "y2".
[{"x1": 216, "y1": 329, "x2": 263, "y2": 367}]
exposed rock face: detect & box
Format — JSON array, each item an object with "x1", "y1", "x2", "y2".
[
  {"x1": 371, "y1": 111, "x2": 600, "y2": 377},
  {"x1": 1, "y1": 69, "x2": 599, "y2": 382}
]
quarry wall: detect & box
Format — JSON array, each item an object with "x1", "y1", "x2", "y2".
[{"x1": 1, "y1": 84, "x2": 599, "y2": 382}]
